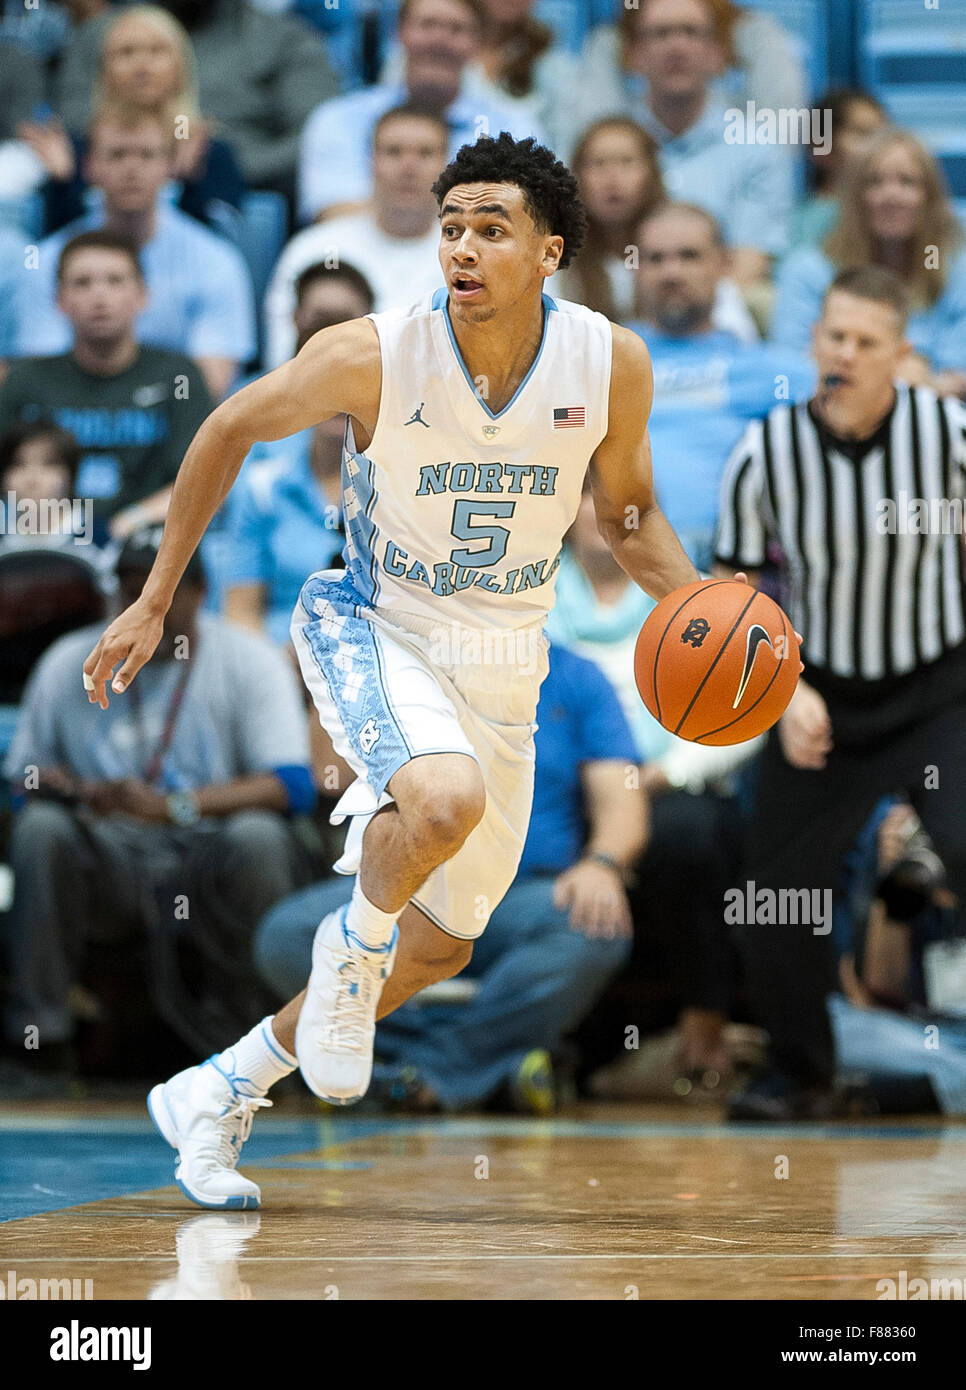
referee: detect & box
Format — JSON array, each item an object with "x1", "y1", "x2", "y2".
[{"x1": 714, "y1": 266, "x2": 966, "y2": 1119}]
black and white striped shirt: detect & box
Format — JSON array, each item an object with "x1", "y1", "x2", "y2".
[{"x1": 714, "y1": 385, "x2": 966, "y2": 681}]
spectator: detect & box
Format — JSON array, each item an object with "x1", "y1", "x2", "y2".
[
  {"x1": 0, "y1": 221, "x2": 25, "y2": 367},
  {"x1": 579, "y1": 0, "x2": 807, "y2": 129},
  {"x1": 0, "y1": 39, "x2": 46, "y2": 203},
  {"x1": 0, "y1": 37, "x2": 43, "y2": 140},
  {"x1": 298, "y1": 0, "x2": 544, "y2": 224},
  {"x1": 0, "y1": 421, "x2": 105, "y2": 566},
  {"x1": 54, "y1": 0, "x2": 337, "y2": 197},
  {"x1": 546, "y1": 484, "x2": 756, "y2": 1087},
  {"x1": 21, "y1": 4, "x2": 246, "y2": 237},
  {"x1": 225, "y1": 262, "x2": 375, "y2": 644},
  {"x1": 13, "y1": 104, "x2": 256, "y2": 400},
  {"x1": 772, "y1": 129, "x2": 966, "y2": 398},
  {"x1": 556, "y1": 116, "x2": 757, "y2": 342},
  {"x1": 0, "y1": 524, "x2": 315, "y2": 1091},
  {"x1": 575, "y1": 0, "x2": 795, "y2": 294},
  {"x1": 49, "y1": 1, "x2": 116, "y2": 138},
  {"x1": 831, "y1": 801, "x2": 966, "y2": 1115},
  {"x1": 254, "y1": 641, "x2": 644, "y2": 1114},
  {"x1": 0, "y1": 230, "x2": 213, "y2": 541},
  {"x1": 382, "y1": 0, "x2": 581, "y2": 160},
  {"x1": 714, "y1": 268, "x2": 966, "y2": 1120},
  {"x1": 264, "y1": 105, "x2": 446, "y2": 369},
  {"x1": 789, "y1": 89, "x2": 887, "y2": 252},
  {"x1": 625, "y1": 203, "x2": 813, "y2": 572}
]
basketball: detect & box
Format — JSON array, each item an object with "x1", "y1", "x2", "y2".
[{"x1": 634, "y1": 580, "x2": 800, "y2": 746}]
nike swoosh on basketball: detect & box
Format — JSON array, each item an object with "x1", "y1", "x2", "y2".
[{"x1": 733, "y1": 624, "x2": 774, "y2": 709}]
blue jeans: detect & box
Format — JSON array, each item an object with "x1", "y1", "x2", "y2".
[
  {"x1": 254, "y1": 873, "x2": 631, "y2": 1109},
  {"x1": 830, "y1": 994, "x2": 966, "y2": 1114}
]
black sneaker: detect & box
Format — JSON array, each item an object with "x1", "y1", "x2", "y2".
[{"x1": 726, "y1": 1068, "x2": 860, "y2": 1122}]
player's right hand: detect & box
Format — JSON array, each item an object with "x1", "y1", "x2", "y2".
[
  {"x1": 778, "y1": 682, "x2": 833, "y2": 770},
  {"x1": 82, "y1": 598, "x2": 166, "y2": 709}
]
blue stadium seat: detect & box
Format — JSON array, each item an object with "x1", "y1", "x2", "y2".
[
  {"x1": 742, "y1": 0, "x2": 829, "y2": 99},
  {"x1": 533, "y1": 0, "x2": 591, "y2": 53},
  {"x1": 875, "y1": 90, "x2": 966, "y2": 197},
  {"x1": 233, "y1": 191, "x2": 290, "y2": 312},
  {"x1": 858, "y1": 0, "x2": 966, "y2": 96}
]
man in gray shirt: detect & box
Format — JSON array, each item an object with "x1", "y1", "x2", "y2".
[{"x1": 1, "y1": 525, "x2": 316, "y2": 1092}]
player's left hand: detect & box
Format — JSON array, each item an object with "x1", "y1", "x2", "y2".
[{"x1": 553, "y1": 860, "x2": 632, "y2": 940}]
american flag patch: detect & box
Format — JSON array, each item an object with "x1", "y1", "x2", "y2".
[{"x1": 553, "y1": 406, "x2": 585, "y2": 429}]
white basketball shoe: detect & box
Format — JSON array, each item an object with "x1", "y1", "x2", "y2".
[
  {"x1": 295, "y1": 904, "x2": 398, "y2": 1103},
  {"x1": 148, "y1": 1057, "x2": 271, "y2": 1210}
]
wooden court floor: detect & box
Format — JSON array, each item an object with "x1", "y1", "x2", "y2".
[{"x1": 1, "y1": 1101, "x2": 964, "y2": 1300}]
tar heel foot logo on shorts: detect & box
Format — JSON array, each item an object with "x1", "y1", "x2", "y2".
[
  {"x1": 733, "y1": 623, "x2": 773, "y2": 709},
  {"x1": 359, "y1": 717, "x2": 381, "y2": 754}
]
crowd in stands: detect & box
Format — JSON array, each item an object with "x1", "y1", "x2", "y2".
[{"x1": 1, "y1": 0, "x2": 965, "y2": 1118}]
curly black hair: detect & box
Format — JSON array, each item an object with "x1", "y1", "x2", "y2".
[{"x1": 431, "y1": 133, "x2": 587, "y2": 270}]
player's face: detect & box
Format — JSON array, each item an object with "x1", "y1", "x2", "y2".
[
  {"x1": 813, "y1": 291, "x2": 909, "y2": 396},
  {"x1": 57, "y1": 248, "x2": 146, "y2": 340},
  {"x1": 86, "y1": 122, "x2": 173, "y2": 211},
  {"x1": 578, "y1": 127, "x2": 657, "y2": 228},
  {"x1": 863, "y1": 142, "x2": 927, "y2": 242},
  {"x1": 372, "y1": 116, "x2": 448, "y2": 212},
  {"x1": 629, "y1": 0, "x2": 723, "y2": 96},
  {"x1": 637, "y1": 211, "x2": 722, "y2": 333},
  {"x1": 439, "y1": 182, "x2": 562, "y2": 323}
]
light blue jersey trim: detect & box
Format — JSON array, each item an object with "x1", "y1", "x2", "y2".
[
  {"x1": 299, "y1": 573, "x2": 413, "y2": 795},
  {"x1": 435, "y1": 290, "x2": 557, "y2": 421},
  {"x1": 342, "y1": 439, "x2": 380, "y2": 606}
]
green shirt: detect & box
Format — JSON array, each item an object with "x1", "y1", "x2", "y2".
[{"x1": 0, "y1": 346, "x2": 213, "y2": 518}]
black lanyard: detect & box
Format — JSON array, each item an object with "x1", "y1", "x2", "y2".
[{"x1": 126, "y1": 660, "x2": 193, "y2": 786}]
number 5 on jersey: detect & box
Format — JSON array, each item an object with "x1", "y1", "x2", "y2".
[{"x1": 449, "y1": 500, "x2": 516, "y2": 568}]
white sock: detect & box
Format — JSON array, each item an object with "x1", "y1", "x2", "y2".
[
  {"x1": 344, "y1": 878, "x2": 397, "y2": 949},
  {"x1": 211, "y1": 1016, "x2": 296, "y2": 1095}
]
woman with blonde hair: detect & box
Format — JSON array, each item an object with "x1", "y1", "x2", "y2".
[
  {"x1": 21, "y1": 4, "x2": 244, "y2": 235},
  {"x1": 559, "y1": 115, "x2": 758, "y2": 342},
  {"x1": 771, "y1": 129, "x2": 966, "y2": 397}
]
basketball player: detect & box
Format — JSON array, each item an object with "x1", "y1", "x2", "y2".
[{"x1": 82, "y1": 134, "x2": 700, "y2": 1209}]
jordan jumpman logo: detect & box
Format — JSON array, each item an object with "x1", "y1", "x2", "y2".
[{"x1": 404, "y1": 403, "x2": 429, "y2": 427}]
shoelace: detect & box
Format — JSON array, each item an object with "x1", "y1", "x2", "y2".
[
  {"x1": 208, "y1": 1095, "x2": 272, "y2": 1172},
  {"x1": 321, "y1": 950, "x2": 384, "y2": 1051}
]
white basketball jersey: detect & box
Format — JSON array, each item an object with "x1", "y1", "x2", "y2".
[{"x1": 341, "y1": 287, "x2": 613, "y2": 629}]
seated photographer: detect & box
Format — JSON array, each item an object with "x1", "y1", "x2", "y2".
[
  {"x1": 0, "y1": 525, "x2": 315, "y2": 1093},
  {"x1": 832, "y1": 798, "x2": 966, "y2": 1115}
]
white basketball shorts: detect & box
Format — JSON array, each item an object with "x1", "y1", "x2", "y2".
[{"x1": 290, "y1": 569, "x2": 550, "y2": 940}]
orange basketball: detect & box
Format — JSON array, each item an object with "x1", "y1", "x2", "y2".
[{"x1": 634, "y1": 580, "x2": 800, "y2": 746}]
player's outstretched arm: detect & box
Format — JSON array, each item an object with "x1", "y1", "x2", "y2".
[
  {"x1": 590, "y1": 324, "x2": 700, "y2": 600},
  {"x1": 82, "y1": 317, "x2": 381, "y2": 708}
]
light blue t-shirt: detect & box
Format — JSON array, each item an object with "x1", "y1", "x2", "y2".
[
  {"x1": 4, "y1": 613, "x2": 310, "y2": 793},
  {"x1": 625, "y1": 324, "x2": 815, "y2": 571},
  {"x1": 297, "y1": 81, "x2": 547, "y2": 223},
  {"x1": 771, "y1": 245, "x2": 966, "y2": 371},
  {"x1": 637, "y1": 99, "x2": 795, "y2": 256},
  {"x1": 222, "y1": 430, "x2": 345, "y2": 646},
  {"x1": 0, "y1": 221, "x2": 26, "y2": 358},
  {"x1": 14, "y1": 203, "x2": 256, "y2": 363}
]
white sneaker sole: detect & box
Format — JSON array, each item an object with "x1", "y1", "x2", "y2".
[{"x1": 147, "y1": 1082, "x2": 261, "y2": 1212}]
